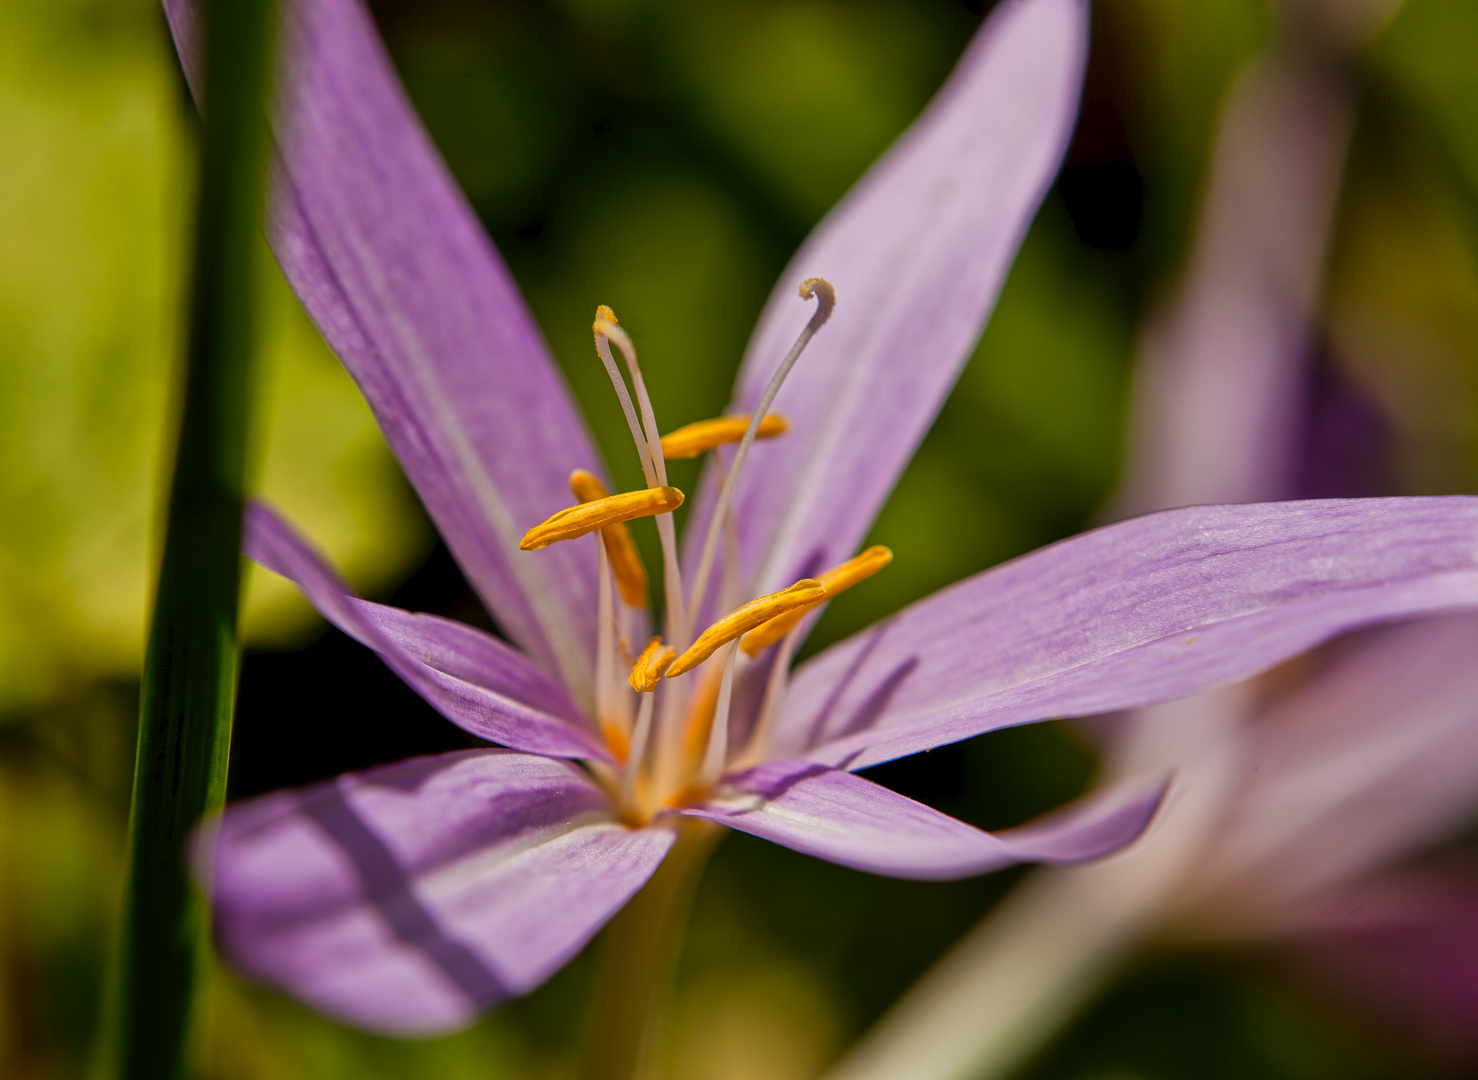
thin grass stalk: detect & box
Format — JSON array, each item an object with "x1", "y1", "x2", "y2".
[{"x1": 114, "y1": 1, "x2": 277, "y2": 1076}]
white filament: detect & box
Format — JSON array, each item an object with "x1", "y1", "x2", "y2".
[
  {"x1": 738, "y1": 626, "x2": 799, "y2": 768},
  {"x1": 622, "y1": 692, "x2": 656, "y2": 807},
  {"x1": 594, "y1": 322, "x2": 688, "y2": 651},
  {"x1": 699, "y1": 641, "x2": 742, "y2": 786}
]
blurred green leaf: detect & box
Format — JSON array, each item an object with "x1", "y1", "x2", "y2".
[{"x1": 0, "y1": 0, "x2": 429, "y2": 714}]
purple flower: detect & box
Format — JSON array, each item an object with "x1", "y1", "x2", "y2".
[{"x1": 167, "y1": 0, "x2": 1478, "y2": 1036}]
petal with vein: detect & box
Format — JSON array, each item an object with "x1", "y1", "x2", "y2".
[
  {"x1": 245, "y1": 501, "x2": 609, "y2": 761},
  {"x1": 774, "y1": 498, "x2": 1478, "y2": 770},
  {"x1": 208, "y1": 750, "x2": 673, "y2": 1035},
  {"x1": 680, "y1": 762, "x2": 1164, "y2": 881},
  {"x1": 163, "y1": 0, "x2": 602, "y2": 703},
  {"x1": 684, "y1": 0, "x2": 1088, "y2": 610}
]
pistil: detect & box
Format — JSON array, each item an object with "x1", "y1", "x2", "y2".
[
  {"x1": 697, "y1": 642, "x2": 741, "y2": 786},
  {"x1": 685, "y1": 278, "x2": 834, "y2": 630},
  {"x1": 594, "y1": 309, "x2": 689, "y2": 651}
]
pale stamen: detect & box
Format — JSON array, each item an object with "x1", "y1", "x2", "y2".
[
  {"x1": 666, "y1": 578, "x2": 826, "y2": 679},
  {"x1": 661, "y1": 414, "x2": 789, "y2": 460},
  {"x1": 519, "y1": 486, "x2": 683, "y2": 550},
  {"x1": 686, "y1": 279, "x2": 835, "y2": 630},
  {"x1": 742, "y1": 545, "x2": 892, "y2": 655},
  {"x1": 698, "y1": 641, "x2": 741, "y2": 786},
  {"x1": 628, "y1": 636, "x2": 677, "y2": 693},
  {"x1": 571, "y1": 469, "x2": 649, "y2": 607}
]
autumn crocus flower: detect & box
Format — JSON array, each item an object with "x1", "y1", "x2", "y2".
[{"x1": 167, "y1": 0, "x2": 1478, "y2": 1038}]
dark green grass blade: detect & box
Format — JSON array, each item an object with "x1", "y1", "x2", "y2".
[{"x1": 116, "y1": 2, "x2": 277, "y2": 1077}]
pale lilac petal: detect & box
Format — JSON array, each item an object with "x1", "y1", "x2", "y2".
[
  {"x1": 163, "y1": 0, "x2": 602, "y2": 704},
  {"x1": 684, "y1": 0, "x2": 1088, "y2": 605},
  {"x1": 1184, "y1": 613, "x2": 1478, "y2": 913},
  {"x1": 773, "y1": 498, "x2": 1478, "y2": 770},
  {"x1": 209, "y1": 750, "x2": 673, "y2": 1035},
  {"x1": 1115, "y1": 53, "x2": 1355, "y2": 514},
  {"x1": 245, "y1": 501, "x2": 609, "y2": 762},
  {"x1": 680, "y1": 763, "x2": 1163, "y2": 881}
]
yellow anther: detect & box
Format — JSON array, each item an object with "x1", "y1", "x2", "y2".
[
  {"x1": 741, "y1": 546, "x2": 893, "y2": 656},
  {"x1": 659, "y1": 414, "x2": 790, "y2": 460},
  {"x1": 593, "y1": 304, "x2": 618, "y2": 331},
  {"x1": 667, "y1": 579, "x2": 827, "y2": 678},
  {"x1": 570, "y1": 470, "x2": 649, "y2": 607},
  {"x1": 628, "y1": 636, "x2": 677, "y2": 692},
  {"x1": 520, "y1": 486, "x2": 684, "y2": 551}
]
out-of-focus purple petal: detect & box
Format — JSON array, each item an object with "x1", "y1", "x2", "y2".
[
  {"x1": 209, "y1": 750, "x2": 673, "y2": 1035},
  {"x1": 1274, "y1": 867, "x2": 1478, "y2": 1060},
  {"x1": 684, "y1": 0, "x2": 1087, "y2": 607},
  {"x1": 1182, "y1": 614, "x2": 1478, "y2": 916},
  {"x1": 1115, "y1": 55, "x2": 1354, "y2": 515},
  {"x1": 245, "y1": 501, "x2": 610, "y2": 762},
  {"x1": 774, "y1": 498, "x2": 1478, "y2": 770},
  {"x1": 679, "y1": 763, "x2": 1164, "y2": 880},
  {"x1": 163, "y1": 0, "x2": 602, "y2": 704}
]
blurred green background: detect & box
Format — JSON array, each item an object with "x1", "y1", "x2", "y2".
[{"x1": 5, "y1": 0, "x2": 1478, "y2": 1077}]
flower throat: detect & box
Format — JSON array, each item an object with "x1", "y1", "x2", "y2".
[{"x1": 519, "y1": 279, "x2": 892, "y2": 822}]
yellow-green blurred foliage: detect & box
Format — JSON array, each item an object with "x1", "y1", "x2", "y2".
[
  {"x1": 1, "y1": 1, "x2": 424, "y2": 1075},
  {"x1": 0, "y1": 0, "x2": 428, "y2": 716}
]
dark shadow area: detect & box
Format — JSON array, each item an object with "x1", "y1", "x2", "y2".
[
  {"x1": 296, "y1": 782, "x2": 509, "y2": 1005},
  {"x1": 230, "y1": 541, "x2": 495, "y2": 800}
]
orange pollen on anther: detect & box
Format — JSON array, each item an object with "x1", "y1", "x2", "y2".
[
  {"x1": 659, "y1": 414, "x2": 789, "y2": 460},
  {"x1": 628, "y1": 637, "x2": 677, "y2": 693},
  {"x1": 742, "y1": 545, "x2": 893, "y2": 656},
  {"x1": 569, "y1": 470, "x2": 649, "y2": 606},
  {"x1": 667, "y1": 578, "x2": 827, "y2": 679},
  {"x1": 519, "y1": 485, "x2": 683, "y2": 551}
]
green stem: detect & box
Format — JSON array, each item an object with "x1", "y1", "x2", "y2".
[
  {"x1": 114, "y1": 2, "x2": 276, "y2": 1077},
  {"x1": 583, "y1": 820, "x2": 723, "y2": 1080}
]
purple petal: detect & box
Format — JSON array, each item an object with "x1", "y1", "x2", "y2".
[
  {"x1": 209, "y1": 750, "x2": 673, "y2": 1034},
  {"x1": 684, "y1": 0, "x2": 1088, "y2": 605},
  {"x1": 1277, "y1": 867, "x2": 1478, "y2": 1059},
  {"x1": 245, "y1": 501, "x2": 609, "y2": 761},
  {"x1": 773, "y1": 497, "x2": 1478, "y2": 770},
  {"x1": 163, "y1": 0, "x2": 603, "y2": 704},
  {"x1": 1115, "y1": 54, "x2": 1355, "y2": 514},
  {"x1": 1188, "y1": 613, "x2": 1478, "y2": 912},
  {"x1": 680, "y1": 762, "x2": 1163, "y2": 881}
]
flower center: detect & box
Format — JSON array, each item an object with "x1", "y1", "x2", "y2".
[{"x1": 519, "y1": 280, "x2": 892, "y2": 821}]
